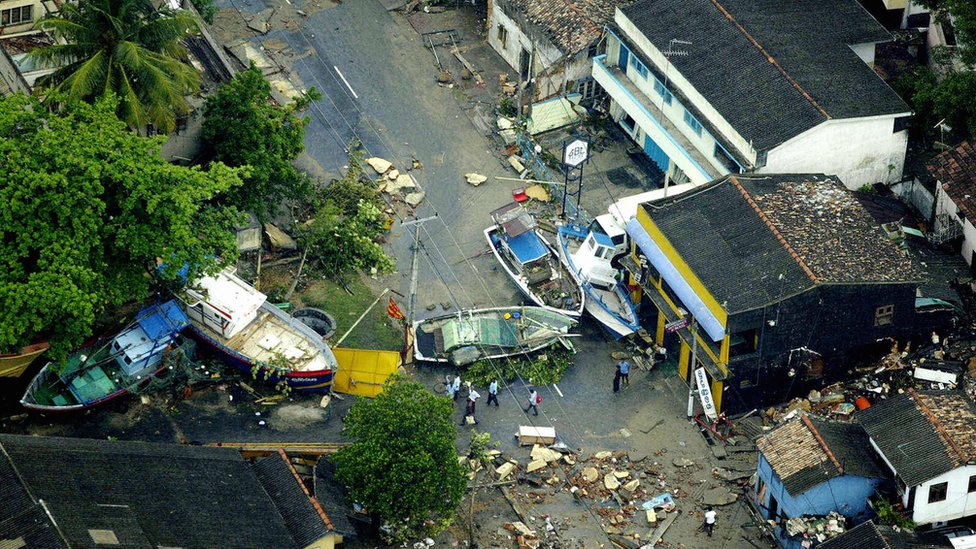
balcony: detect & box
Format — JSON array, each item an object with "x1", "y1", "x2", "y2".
[{"x1": 592, "y1": 55, "x2": 719, "y2": 185}]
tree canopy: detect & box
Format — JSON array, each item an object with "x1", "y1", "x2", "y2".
[
  {"x1": 914, "y1": 0, "x2": 976, "y2": 67},
  {"x1": 31, "y1": 0, "x2": 201, "y2": 133},
  {"x1": 202, "y1": 66, "x2": 317, "y2": 216},
  {"x1": 333, "y1": 375, "x2": 467, "y2": 542},
  {"x1": 0, "y1": 94, "x2": 244, "y2": 358}
]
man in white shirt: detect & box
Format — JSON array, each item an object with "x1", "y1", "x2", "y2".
[
  {"x1": 451, "y1": 375, "x2": 461, "y2": 401},
  {"x1": 460, "y1": 389, "x2": 480, "y2": 425},
  {"x1": 703, "y1": 506, "x2": 716, "y2": 537},
  {"x1": 487, "y1": 379, "x2": 499, "y2": 407}
]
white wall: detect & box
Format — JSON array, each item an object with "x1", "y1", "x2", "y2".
[
  {"x1": 0, "y1": 0, "x2": 43, "y2": 36},
  {"x1": 850, "y1": 42, "x2": 877, "y2": 67},
  {"x1": 934, "y1": 183, "x2": 976, "y2": 265},
  {"x1": 760, "y1": 114, "x2": 909, "y2": 189},
  {"x1": 911, "y1": 464, "x2": 976, "y2": 524}
]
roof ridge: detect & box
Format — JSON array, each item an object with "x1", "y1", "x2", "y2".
[
  {"x1": 801, "y1": 415, "x2": 843, "y2": 474},
  {"x1": 728, "y1": 176, "x2": 819, "y2": 283},
  {"x1": 560, "y1": 0, "x2": 601, "y2": 35},
  {"x1": 277, "y1": 449, "x2": 336, "y2": 532},
  {"x1": 704, "y1": 0, "x2": 830, "y2": 120},
  {"x1": 906, "y1": 389, "x2": 967, "y2": 466}
]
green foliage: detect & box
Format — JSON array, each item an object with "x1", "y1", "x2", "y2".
[
  {"x1": 467, "y1": 431, "x2": 496, "y2": 466},
  {"x1": 497, "y1": 96, "x2": 517, "y2": 118},
  {"x1": 301, "y1": 200, "x2": 395, "y2": 278},
  {"x1": 31, "y1": 0, "x2": 202, "y2": 133},
  {"x1": 334, "y1": 375, "x2": 467, "y2": 542},
  {"x1": 202, "y1": 66, "x2": 317, "y2": 217},
  {"x1": 894, "y1": 66, "x2": 976, "y2": 142},
  {"x1": 874, "y1": 497, "x2": 916, "y2": 530},
  {"x1": 192, "y1": 0, "x2": 217, "y2": 24},
  {"x1": 319, "y1": 144, "x2": 381, "y2": 216},
  {"x1": 0, "y1": 94, "x2": 244, "y2": 358},
  {"x1": 914, "y1": 0, "x2": 976, "y2": 67},
  {"x1": 464, "y1": 347, "x2": 574, "y2": 387}
]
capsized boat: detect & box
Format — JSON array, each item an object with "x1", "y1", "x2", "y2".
[
  {"x1": 21, "y1": 300, "x2": 191, "y2": 412},
  {"x1": 412, "y1": 306, "x2": 576, "y2": 366},
  {"x1": 485, "y1": 202, "x2": 583, "y2": 317},
  {"x1": 178, "y1": 267, "x2": 337, "y2": 393},
  {"x1": 0, "y1": 342, "x2": 50, "y2": 378},
  {"x1": 557, "y1": 183, "x2": 697, "y2": 339}
]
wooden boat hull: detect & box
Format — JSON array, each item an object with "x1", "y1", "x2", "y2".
[
  {"x1": 484, "y1": 226, "x2": 584, "y2": 318},
  {"x1": 0, "y1": 342, "x2": 50, "y2": 378},
  {"x1": 556, "y1": 226, "x2": 640, "y2": 340},
  {"x1": 188, "y1": 324, "x2": 334, "y2": 392}
]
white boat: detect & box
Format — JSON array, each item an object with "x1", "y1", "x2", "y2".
[
  {"x1": 485, "y1": 202, "x2": 584, "y2": 317},
  {"x1": 412, "y1": 306, "x2": 576, "y2": 366},
  {"x1": 558, "y1": 184, "x2": 697, "y2": 339}
]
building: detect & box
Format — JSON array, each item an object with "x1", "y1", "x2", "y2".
[
  {"x1": 817, "y1": 520, "x2": 945, "y2": 549},
  {"x1": 593, "y1": 0, "x2": 911, "y2": 190},
  {"x1": 0, "y1": 0, "x2": 59, "y2": 97},
  {"x1": 755, "y1": 415, "x2": 887, "y2": 548},
  {"x1": 0, "y1": 435, "x2": 347, "y2": 548},
  {"x1": 858, "y1": 390, "x2": 976, "y2": 526},
  {"x1": 930, "y1": 142, "x2": 976, "y2": 270},
  {"x1": 623, "y1": 174, "x2": 923, "y2": 413},
  {"x1": 486, "y1": 0, "x2": 622, "y2": 102}
]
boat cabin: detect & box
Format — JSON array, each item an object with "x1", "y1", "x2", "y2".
[
  {"x1": 182, "y1": 268, "x2": 266, "y2": 340},
  {"x1": 490, "y1": 202, "x2": 550, "y2": 277},
  {"x1": 572, "y1": 221, "x2": 624, "y2": 289}
]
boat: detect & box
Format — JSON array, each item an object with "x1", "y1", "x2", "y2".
[
  {"x1": 485, "y1": 202, "x2": 584, "y2": 317},
  {"x1": 21, "y1": 300, "x2": 191, "y2": 412},
  {"x1": 412, "y1": 306, "x2": 577, "y2": 366},
  {"x1": 0, "y1": 342, "x2": 50, "y2": 378},
  {"x1": 557, "y1": 183, "x2": 698, "y2": 339},
  {"x1": 178, "y1": 267, "x2": 337, "y2": 393}
]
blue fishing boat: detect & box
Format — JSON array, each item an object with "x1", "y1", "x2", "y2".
[
  {"x1": 178, "y1": 267, "x2": 337, "y2": 393},
  {"x1": 21, "y1": 300, "x2": 192, "y2": 412}
]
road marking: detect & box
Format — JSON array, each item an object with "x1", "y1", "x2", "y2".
[
  {"x1": 553, "y1": 384, "x2": 564, "y2": 398},
  {"x1": 333, "y1": 65, "x2": 359, "y2": 99}
]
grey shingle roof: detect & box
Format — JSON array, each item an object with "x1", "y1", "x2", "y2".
[
  {"x1": 819, "y1": 520, "x2": 947, "y2": 549},
  {"x1": 253, "y1": 452, "x2": 335, "y2": 547},
  {"x1": 619, "y1": 0, "x2": 909, "y2": 152},
  {"x1": 756, "y1": 415, "x2": 885, "y2": 497},
  {"x1": 0, "y1": 435, "x2": 302, "y2": 549},
  {"x1": 0, "y1": 451, "x2": 68, "y2": 548},
  {"x1": 499, "y1": 0, "x2": 625, "y2": 56},
  {"x1": 642, "y1": 174, "x2": 921, "y2": 314},
  {"x1": 857, "y1": 390, "x2": 976, "y2": 487},
  {"x1": 315, "y1": 457, "x2": 358, "y2": 538}
]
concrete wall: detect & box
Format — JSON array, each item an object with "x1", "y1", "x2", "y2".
[
  {"x1": 0, "y1": 0, "x2": 42, "y2": 35},
  {"x1": 850, "y1": 42, "x2": 877, "y2": 67},
  {"x1": 761, "y1": 114, "x2": 910, "y2": 189},
  {"x1": 892, "y1": 178, "x2": 936, "y2": 220},
  {"x1": 756, "y1": 453, "x2": 880, "y2": 522},
  {"x1": 934, "y1": 182, "x2": 976, "y2": 265},
  {"x1": 907, "y1": 464, "x2": 976, "y2": 524}
]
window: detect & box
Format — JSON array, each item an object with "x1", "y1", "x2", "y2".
[
  {"x1": 874, "y1": 304, "x2": 894, "y2": 326},
  {"x1": 497, "y1": 25, "x2": 508, "y2": 49},
  {"x1": 969, "y1": 474, "x2": 976, "y2": 493},
  {"x1": 729, "y1": 329, "x2": 759, "y2": 357},
  {"x1": 652, "y1": 78, "x2": 673, "y2": 105},
  {"x1": 628, "y1": 54, "x2": 648, "y2": 78},
  {"x1": 1, "y1": 5, "x2": 32, "y2": 25},
  {"x1": 683, "y1": 109, "x2": 703, "y2": 136},
  {"x1": 586, "y1": 43, "x2": 599, "y2": 58},
  {"x1": 894, "y1": 116, "x2": 910, "y2": 133},
  {"x1": 713, "y1": 143, "x2": 739, "y2": 173},
  {"x1": 928, "y1": 482, "x2": 948, "y2": 503},
  {"x1": 621, "y1": 113, "x2": 636, "y2": 132}
]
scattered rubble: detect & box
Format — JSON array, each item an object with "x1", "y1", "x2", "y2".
[
  {"x1": 263, "y1": 223, "x2": 297, "y2": 250},
  {"x1": 465, "y1": 172, "x2": 488, "y2": 186},
  {"x1": 366, "y1": 157, "x2": 392, "y2": 174}
]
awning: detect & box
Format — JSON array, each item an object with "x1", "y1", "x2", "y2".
[
  {"x1": 626, "y1": 218, "x2": 725, "y2": 342},
  {"x1": 506, "y1": 231, "x2": 548, "y2": 264}
]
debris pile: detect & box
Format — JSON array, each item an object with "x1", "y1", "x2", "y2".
[
  {"x1": 775, "y1": 511, "x2": 847, "y2": 544},
  {"x1": 366, "y1": 157, "x2": 426, "y2": 209}
]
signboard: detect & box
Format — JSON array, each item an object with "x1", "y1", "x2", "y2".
[
  {"x1": 695, "y1": 368, "x2": 718, "y2": 421},
  {"x1": 563, "y1": 138, "x2": 589, "y2": 167},
  {"x1": 665, "y1": 318, "x2": 690, "y2": 333}
]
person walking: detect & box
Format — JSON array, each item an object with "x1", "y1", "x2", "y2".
[
  {"x1": 487, "y1": 379, "x2": 499, "y2": 407},
  {"x1": 446, "y1": 376, "x2": 456, "y2": 401},
  {"x1": 460, "y1": 388, "x2": 481, "y2": 425},
  {"x1": 524, "y1": 387, "x2": 539, "y2": 416},
  {"x1": 451, "y1": 375, "x2": 462, "y2": 402},
  {"x1": 703, "y1": 506, "x2": 716, "y2": 537},
  {"x1": 613, "y1": 364, "x2": 621, "y2": 393},
  {"x1": 618, "y1": 359, "x2": 630, "y2": 387}
]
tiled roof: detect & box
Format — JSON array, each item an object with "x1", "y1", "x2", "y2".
[
  {"x1": 499, "y1": 0, "x2": 625, "y2": 56},
  {"x1": 0, "y1": 450, "x2": 68, "y2": 548},
  {"x1": 315, "y1": 457, "x2": 358, "y2": 538},
  {"x1": 253, "y1": 451, "x2": 335, "y2": 547},
  {"x1": 619, "y1": 0, "x2": 909, "y2": 152},
  {"x1": 929, "y1": 141, "x2": 976, "y2": 218},
  {"x1": 858, "y1": 390, "x2": 976, "y2": 487},
  {"x1": 819, "y1": 520, "x2": 946, "y2": 549},
  {"x1": 642, "y1": 174, "x2": 921, "y2": 313},
  {"x1": 0, "y1": 435, "x2": 303, "y2": 549},
  {"x1": 756, "y1": 415, "x2": 885, "y2": 497}
]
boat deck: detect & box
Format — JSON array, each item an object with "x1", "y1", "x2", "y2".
[
  {"x1": 492, "y1": 229, "x2": 582, "y2": 311},
  {"x1": 197, "y1": 309, "x2": 330, "y2": 372}
]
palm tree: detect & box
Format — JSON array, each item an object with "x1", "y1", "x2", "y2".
[{"x1": 30, "y1": 0, "x2": 201, "y2": 133}]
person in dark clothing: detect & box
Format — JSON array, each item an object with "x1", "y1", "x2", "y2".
[
  {"x1": 618, "y1": 360, "x2": 630, "y2": 387},
  {"x1": 487, "y1": 379, "x2": 499, "y2": 407},
  {"x1": 613, "y1": 364, "x2": 621, "y2": 393}
]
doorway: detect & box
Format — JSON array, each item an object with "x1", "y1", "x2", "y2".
[{"x1": 519, "y1": 48, "x2": 530, "y2": 80}]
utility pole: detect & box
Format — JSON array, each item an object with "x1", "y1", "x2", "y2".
[
  {"x1": 402, "y1": 214, "x2": 438, "y2": 357},
  {"x1": 686, "y1": 316, "x2": 699, "y2": 418}
]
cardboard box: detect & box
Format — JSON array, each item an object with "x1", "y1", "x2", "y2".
[{"x1": 517, "y1": 426, "x2": 556, "y2": 446}]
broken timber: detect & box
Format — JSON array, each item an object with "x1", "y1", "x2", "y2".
[{"x1": 207, "y1": 442, "x2": 349, "y2": 458}]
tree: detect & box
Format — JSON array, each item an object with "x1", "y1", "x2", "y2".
[
  {"x1": 914, "y1": 0, "x2": 976, "y2": 67},
  {"x1": 300, "y1": 200, "x2": 395, "y2": 278},
  {"x1": 202, "y1": 66, "x2": 318, "y2": 216},
  {"x1": 895, "y1": 66, "x2": 976, "y2": 142},
  {"x1": 333, "y1": 375, "x2": 467, "y2": 542},
  {"x1": 0, "y1": 94, "x2": 244, "y2": 358},
  {"x1": 30, "y1": 0, "x2": 201, "y2": 133}
]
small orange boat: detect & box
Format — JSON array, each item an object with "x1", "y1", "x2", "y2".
[{"x1": 0, "y1": 342, "x2": 51, "y2": 378}]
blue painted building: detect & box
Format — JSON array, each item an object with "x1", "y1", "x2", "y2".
[{"x1": 755, "y1": 414, "x2": 889, "y2": 548}]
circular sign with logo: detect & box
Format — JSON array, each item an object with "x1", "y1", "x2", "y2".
[{"x1": 563, "y1": 139, "x2": 589, "y2": 168}]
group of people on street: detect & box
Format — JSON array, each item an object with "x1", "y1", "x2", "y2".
[{"x1": 444, "y1": 375, "x2": 543, "y2": 423}]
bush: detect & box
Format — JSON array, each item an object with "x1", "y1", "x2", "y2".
[{"x1": 463, "y1": 347, "x2": 574, "y2": 387}]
